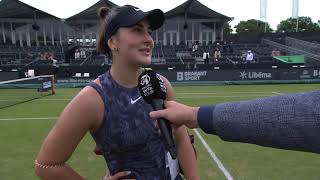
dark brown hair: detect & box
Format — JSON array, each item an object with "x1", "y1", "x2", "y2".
[{"x1": 96, "y1": 6, "x2": 121, "y2": 57}]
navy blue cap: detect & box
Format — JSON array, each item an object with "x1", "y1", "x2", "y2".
[{"x1": 105, "y1": 5, "x2": 165, "y2": 42}]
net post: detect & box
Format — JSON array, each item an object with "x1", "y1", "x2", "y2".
[{"x1": 51, "y1": 75, "x2": 56, "y2": 95}]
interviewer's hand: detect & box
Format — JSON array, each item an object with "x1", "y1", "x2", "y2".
[{"x1": 149, "y1": 101, "x2": 199, "y2": 129}]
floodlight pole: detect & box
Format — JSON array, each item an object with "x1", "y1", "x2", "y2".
[{"x1": 296, "y1": 17, "x2": 299, "y2": 32}]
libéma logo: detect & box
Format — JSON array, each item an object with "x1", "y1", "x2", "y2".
[
  {"x1": 239, "y1": 71, "x2": 248, "y2": 79},
  {"x1": 239, "y1": 71, "x2": 272, "y2": 80}
]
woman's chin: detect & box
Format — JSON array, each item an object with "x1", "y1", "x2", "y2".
[{"x1": 139, "y1": 57, "x2": 152, "y2": 66}]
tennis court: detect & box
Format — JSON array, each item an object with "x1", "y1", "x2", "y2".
[{"x1": 0, "y1": 83, "x2": 320, "y2": 179}]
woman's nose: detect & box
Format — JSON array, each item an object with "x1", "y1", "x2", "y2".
[{"x1": 143, "y1": 32, "x2": 154, "y2": 47}]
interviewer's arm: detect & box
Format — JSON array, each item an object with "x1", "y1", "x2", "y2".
[{"x1": 198, "y1": 90, "x2": 320, "y2": 153}]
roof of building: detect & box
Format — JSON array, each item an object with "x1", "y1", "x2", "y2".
[
  {"x1": 165, "y1": 0, "x2": 231, "y2": 21},
  {"x1": 0, "y1": 0, "x2": 59, "y2": 19}
]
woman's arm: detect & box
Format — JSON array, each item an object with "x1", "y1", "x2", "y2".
[
  {"x1": 35, "y1": 86, "x2": 104, "y2": 180},
  {"x1": 162, "y1": 76, "x2": 200, "y2": 180}
]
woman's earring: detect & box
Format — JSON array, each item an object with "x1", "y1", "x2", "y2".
[{"x1": 113, "y1": 47, "x2": 118, "y2": 51}]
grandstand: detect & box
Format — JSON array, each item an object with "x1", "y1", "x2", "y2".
[
  {"x1": 1, "y1": 1, "x2": 320, "y2": 180},
  {"x1": 0, "y1": 0, "x2": 319, "y2": 82}
]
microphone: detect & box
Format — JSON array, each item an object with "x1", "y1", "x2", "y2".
[{"x1": 138, "y1": 70, "x2": 177, "y2": 159}]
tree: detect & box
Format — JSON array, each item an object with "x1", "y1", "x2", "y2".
[
  {"x1": 277, "y1": 16, "x2": 320, "y2": 33},
  {"x1": 223, "y1": 23, "x2": 233, "y2": 34},
  {"x1": 234, "y1": 19, "x2": 273, "y2": 33}
]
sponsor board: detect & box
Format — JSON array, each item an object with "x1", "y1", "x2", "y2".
[
  {"x1": 177, "y1": 71, "x2": 207, "y2": 81},
  {"x1": 239, "y1": 71, "x2": 272, "y2": 80},
  {"x1": 312, "y1": 70, "x2": 320, "y2": 78},
  {"x1": 57, "y1": 78, "x2": 94, "y2": 83},
  {"x1": 42, "y1": 81, "x2": 52, "y2": 89},
  {"x1": 299, "y1": 70, "x2": 311, "y2": 79}
]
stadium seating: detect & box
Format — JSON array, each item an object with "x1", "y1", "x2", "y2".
[
  {"x1": 0, "y1": 41, "x2": 310, "y2": 69},
  {"x1": 0, "y1": 44, "x2": 65, "y2": 66}
]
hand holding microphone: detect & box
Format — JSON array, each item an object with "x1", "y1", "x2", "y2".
[
  {"x1": 150, "y1": 100, "x2": 200, "y2": 129},
  {"x1": 138, "y1": 70, "x2": 177, "y2": 159}
]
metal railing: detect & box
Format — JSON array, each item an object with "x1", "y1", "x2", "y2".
[
  {"x1": 285, "y1": 37, "x2": 320, "y2": 55},
  {"x1": 262, "y1": 38, "x2": 320, "y2": 66}
]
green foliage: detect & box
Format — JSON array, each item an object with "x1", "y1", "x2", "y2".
[
  {"x1": 235, "y1": 19, "x2": 273, "y2": 33},
  {"x1": 223, "y1": 23, "x2": 233, "y2": 34},
  {"x1": 277, "y1": 16, "x2": 320, "y2": 33}
]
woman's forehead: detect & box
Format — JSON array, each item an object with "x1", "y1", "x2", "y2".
[{"x1": 132, "y1": 20, "x2": 152, "y2": 29}]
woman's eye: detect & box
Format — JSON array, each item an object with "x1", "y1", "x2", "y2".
[{"x1": 134, "y1": 28, "x2": 142, "y2": 32}]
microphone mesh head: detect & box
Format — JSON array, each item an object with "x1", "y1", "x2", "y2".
[{"x1": 138, "y1": 70, "x2": 166, "y2": 104}]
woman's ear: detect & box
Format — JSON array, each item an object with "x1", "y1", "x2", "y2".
[
  {"x1": 107, "y1": 38, "x2": 114, "y2": 50},
  {"x1": 108, "y1": 37, "x2": 118, "y2": 52}
]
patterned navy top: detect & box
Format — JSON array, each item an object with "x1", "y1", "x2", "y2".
[{"x1": 88, "y1": 71, "x2": 178, "y2": 180}]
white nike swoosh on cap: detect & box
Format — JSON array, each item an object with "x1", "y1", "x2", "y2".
[{"x1": 130, "y1": 96, "x2": 142, "y2": 104}]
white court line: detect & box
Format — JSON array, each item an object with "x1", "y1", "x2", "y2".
[
  {"x1": 177, "y1": 94, "x2": 271, "y2": 99},
  {"x1": 193, "y1": 129, "x2": 234, "y2": 180},
  {"x1": 0, "y1": 117, "x2": 58, "y2": 121},
  {"x1": 0, "y1": 99, "x2": 71, "y2": 102},
  {"x1": 178, "y1": 92, "x2": 274, "y2": 95},
  {"x1": 0, "y1": 95, "x2": 73, "y2": 98},
  {"x1": 272, "y1": 92, "x2": 284, "y2": 95},
  {"x1": 0, "y1": 94, "x2": 274, "y2": 102}
]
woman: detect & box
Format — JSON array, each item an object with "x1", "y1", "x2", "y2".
[{"x1": 35, "y1": 5, "x2": 199, "y2": 180}]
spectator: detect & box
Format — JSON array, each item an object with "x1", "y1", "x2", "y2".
[
  {"x1": 214, "y1": 47, "x2": 221, "y2": 62},
  {"x1": 74, "y1": 49, "x2": 81, "y2": 59},
  {"x1": 43, "y1": 52, "x2": 50, "y2": 60},
  {"x1": 271, "y1": 49, "x2": 281, "y2": 56},
  {"x1": 80, "y1": 49, "x2": 86, "y2": 59},
  {"x1": 241, "y1": 50, "x2": 247, "y2": 62},
  {"x1": 49, "y1": 54, "x2": 59, "y2": 76},
  {"x1": 202, "y1": 50, "x2": 210, "y2": 64},
  {"x1": 192, "y1": 43, "x2": 198, "y2": 52},
  {"x1": 245, "y1": 50, "x2": 254, "y2": 63}
]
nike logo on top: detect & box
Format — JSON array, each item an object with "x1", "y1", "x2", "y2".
[{"x1": 130, "y1": 96, "x2": 142, "y2": 104}]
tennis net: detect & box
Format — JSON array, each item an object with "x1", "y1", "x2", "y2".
[{"x1": 0, "y1": 75, "x2": 55, "y2": 109}]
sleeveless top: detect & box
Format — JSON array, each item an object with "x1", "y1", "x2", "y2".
[{"x1": 88, "y1": 71, "x2": 180, "y2": 180}]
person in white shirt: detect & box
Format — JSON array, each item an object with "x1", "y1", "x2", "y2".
[
  {"x1": 202, "y1": 51, "x2": 209, "y2": 64},
  {"x1": 245, "y1": 50, "x2": 254, "y2": 63}
]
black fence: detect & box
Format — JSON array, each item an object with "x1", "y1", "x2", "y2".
[{"x1": 1, "y1": 66, "x2": 320, "y2": 83}]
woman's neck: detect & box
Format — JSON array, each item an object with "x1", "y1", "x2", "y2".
[{"x1": 110, "y1": 62, "x2": 142, "y2": 88}]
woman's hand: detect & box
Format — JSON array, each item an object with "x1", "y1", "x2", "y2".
[{"x1": 103, "y1": 171, "x2": 134, "y2": 180}]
